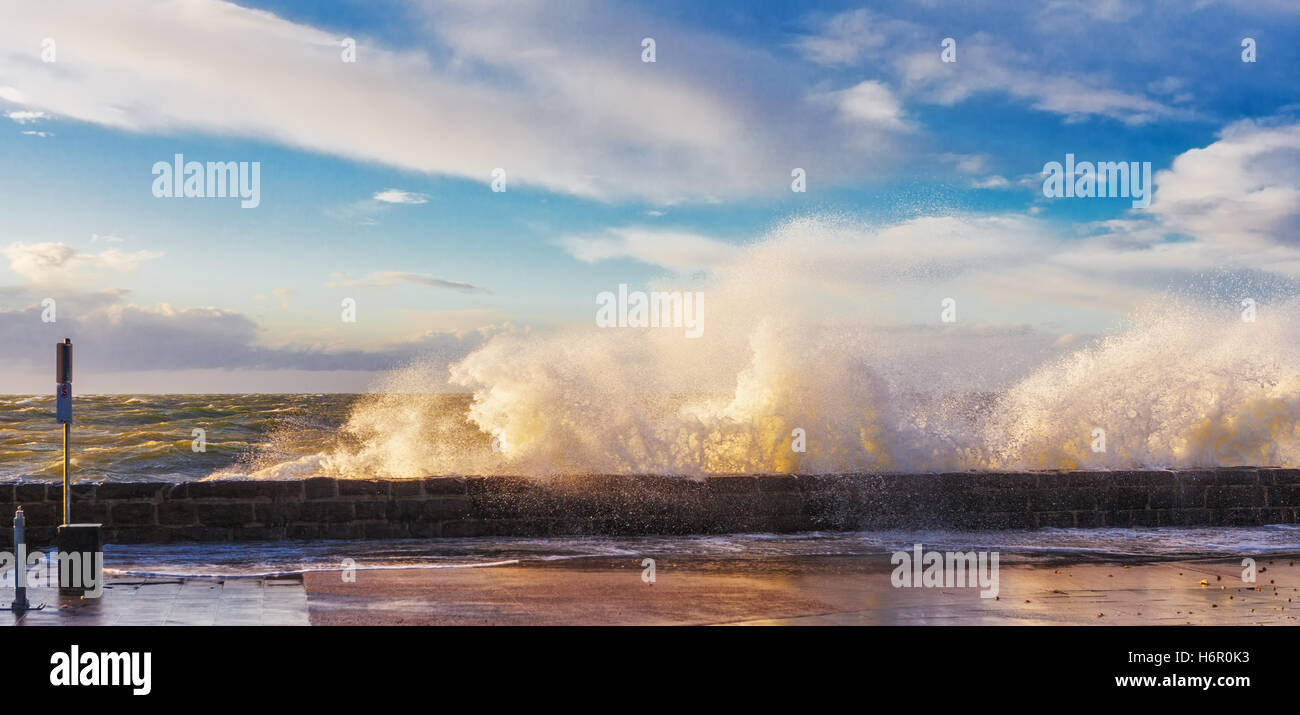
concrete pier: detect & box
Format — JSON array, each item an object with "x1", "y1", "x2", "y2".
[{"x1": 1, "y1": 469, "x2": 1298, "y2": 545}]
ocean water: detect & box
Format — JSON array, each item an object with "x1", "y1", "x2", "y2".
[{"x1": 0, "y1": 393, "x2": 364, "y2": 482}]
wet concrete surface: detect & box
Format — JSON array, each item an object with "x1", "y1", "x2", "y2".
[
  {"x1": 4, "y1": 553, "x2": 1296, "y2": 626},
  {"x1": 302, "y1": 555, "x2": 1300, "y2": 625},
  {"x1": 2, "y1": 576, "x2": 309, "y2": 626}
]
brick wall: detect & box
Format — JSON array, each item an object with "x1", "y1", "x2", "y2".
[{"x1": 1, "y1": 468, "x2": 1297, "y2": 545}]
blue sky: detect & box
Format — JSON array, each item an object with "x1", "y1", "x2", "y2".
[{"x1": 2, "y1": 0, "x2": 1299, "y2": 392}]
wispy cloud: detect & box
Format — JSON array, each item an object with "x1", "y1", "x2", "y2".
[
  {"x1": 327, "y1": 271, "x2": 488, "y2": 294},
  {"x1": 789, "y1": 8, "x2": 906, "y2": 66},
  {"x1": 793, "y1": 8, "x2": 1186, "y2": 125},
  {"x1": 0, "y1": 0, "x2": 911, "y2": 202},
  {"x1": 893, "y1": 37, "x2": 1186, "y2": 125},
  {"x1": 329, "y1": 188, "x2": 429, "y2": 224},
  {"x1": 5, "y1": 110, "x2": 45, "y2": 124},
  {"x1": 940, "y1": 153, "x2": 991, "y2": 175},
  {"x1": 372, "y1": 189, "x2": 429, "y2": 205},
  {"x1": 971, "y1": 175, "x2": 1011, "y2": 189},
  {"x1": 558, "y1": 227, "x2": 740, "y2": 273}
]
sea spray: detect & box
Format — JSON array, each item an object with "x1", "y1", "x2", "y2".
[
  {"x1": 7, "y1": 298, "x2": 1297, "y2": 481},
  {"x1": 276, "y1": 295, "x2": 1300, "y2": 478},
  {"x1": 208, "y1": 214, "x2": 1300, "y2": 478},
  {"x1": 982, "y1": 299, "x2": 1300, "y2": 470}
]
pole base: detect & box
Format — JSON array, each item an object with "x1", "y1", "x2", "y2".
[{"x1": 57, "y1": 523, "x2": 103, "y2": 595}]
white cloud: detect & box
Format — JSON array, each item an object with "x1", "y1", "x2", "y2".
[
  {"x1": 2, "y1": 241, "x2": 161, "y2": 286},
  {"x1": 555, "y1": 124, "x2": 1300, "y2": 329},
  {"x1": 1146, "y1": 119, "x2": 1300, "y2": 248},
  {"x1": 329, "y1": 189, "x2": 428, "y2": 224},
  {"x1": 372, "y1": 189, "x2": 429, "y2": 205},
  {"x1": 827, "y1": 80, "x2": 911, "y2": 132},
  {"x1": 5, "y1": 110, "x2": 45, "y2": 123},
  {"x1": 563, "y1": 215, "x2": 1051, "y2": 289},
  {"x1": 971, "y1": 175, "x2": 1011, "y2": 189},
  {"x1": 0, "y1": 0, "x2": 904, "y2": 202},
  {"x1": 558, "y1": 228, "x2": 741, "y2": 273}
]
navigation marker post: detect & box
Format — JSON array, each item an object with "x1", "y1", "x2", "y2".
[
  {"x1": 57, "y1": 338, "x2": 71, "y2": 521},
  {"x1": 54, "y1": 338, "x2": 101, "y2": 596}
]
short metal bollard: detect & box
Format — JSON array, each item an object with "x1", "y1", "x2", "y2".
[
  {"x1": 3, "y1": 507, "x2": 44, "y2": 613},
  {"x1": 12, "y1": 508, "x2": 29, "y2": 611}
]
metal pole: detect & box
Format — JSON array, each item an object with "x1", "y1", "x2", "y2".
[
  {"x1": 56, "y1": 338, "x2": 72, "y2": 525},
  {"x1": 63, "y1": 422, "x2": 70, "y2": 524}
]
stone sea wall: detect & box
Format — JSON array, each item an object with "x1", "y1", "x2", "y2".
[{"x1": 1, "y1": 468, "x2": 1298, "y2": 545}]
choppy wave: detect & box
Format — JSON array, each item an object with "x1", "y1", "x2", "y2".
[{"x1": 0, "y1": 394, "x2": 356, "y2": 482}]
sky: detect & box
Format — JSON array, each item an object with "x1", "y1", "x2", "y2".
[{"x1": 1, "y1": 0, "x2": 1299, "y2": 392}]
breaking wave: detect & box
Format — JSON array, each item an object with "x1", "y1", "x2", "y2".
[{"x1": 232, "y1": 214, "x2": 1300, "y2": 479}]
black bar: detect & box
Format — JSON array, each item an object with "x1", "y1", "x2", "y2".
[{"x1": 0, "y1": 626, "x2": 1289, "y2": 702}]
